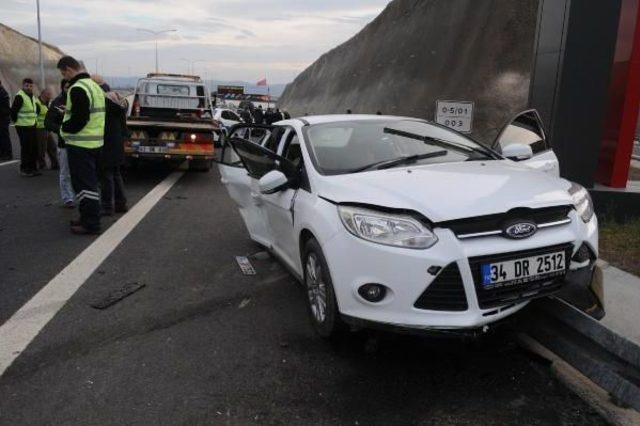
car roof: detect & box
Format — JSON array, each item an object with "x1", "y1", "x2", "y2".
[{"x1": 289, "y1": 114, "x2": 416, "y2": 126}]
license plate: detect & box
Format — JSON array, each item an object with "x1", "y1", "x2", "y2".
[
  {"x1": 481, "y1": 251, "x2": 566, "y2": 288},
  {"x1": 137, "y1": 146, "x2": 167, "y2": 154}
]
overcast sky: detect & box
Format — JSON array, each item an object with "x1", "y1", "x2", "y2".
[{"x1": 3, "y1": 0, "x2": 391, "y2": 83}]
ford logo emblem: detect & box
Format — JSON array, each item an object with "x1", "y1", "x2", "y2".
[{"x1": 503, "y1": 221, "x2": 538, "y2": 239}]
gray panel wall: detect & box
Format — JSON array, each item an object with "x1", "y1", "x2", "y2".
[{"x1": 529, "y1": 0, "x2": 622, "y2": 187}]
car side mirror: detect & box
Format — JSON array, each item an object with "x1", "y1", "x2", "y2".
[
  {"x1": 502, "y1": 143, "x2": 533, "y2": 161},
  {"x1": 259, "y1": 170, "x2": 289, "y2": 194}
]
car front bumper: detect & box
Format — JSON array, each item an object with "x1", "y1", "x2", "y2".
[{"x1": 321, "y1": 210, "x2": 598, "y2": 331}]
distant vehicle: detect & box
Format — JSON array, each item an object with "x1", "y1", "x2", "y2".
[
  {"x1": 219, "y1": 112, "x2": 600, "y2": 338},
  {"x1": 125, "y1": 73, "x2": 219, "y2": 171},
  {"x1": 213, "y1": 108, "x2": 243, "y2": 135}
]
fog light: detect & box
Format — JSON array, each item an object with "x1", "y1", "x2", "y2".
[
  {"x1": 572, "y1": 243, "x2": 595, "y2": 263},
  {"x1": 358, "y1": 284, "x2": 387, "y2": 303}
]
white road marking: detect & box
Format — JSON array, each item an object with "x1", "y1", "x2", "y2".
[
  {"x1": 0, "y1": 160, "x2": 19, "y2": 167},
  {"x1": 0, "y1": 171, "x2": 185, "y2": 377}
]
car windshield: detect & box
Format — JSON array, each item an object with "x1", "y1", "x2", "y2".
[{"x1": 305, "y1": 119, "x2": 496, "y2": 175}]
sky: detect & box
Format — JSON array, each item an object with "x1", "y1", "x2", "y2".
[{"x1": 2, "y1": 0, "x2": 391, "y2": 84}]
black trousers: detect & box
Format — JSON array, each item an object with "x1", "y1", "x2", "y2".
[
  {"x1": 16, "y1": 125, "x2": 37, "y2": 172},
  {"x1": 0, "y1": 119, "x2": 11, "y2": 158},
  {"x1": 100, "y1": 166, "x2": 127, "y2": 211},
  {"x1": 67, "y1": 145, "x2": 101, "y2": 231}
]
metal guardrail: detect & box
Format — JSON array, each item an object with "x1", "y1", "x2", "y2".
[{"x1": 519, "y1": 297, "x2": 640, "y2": 411}]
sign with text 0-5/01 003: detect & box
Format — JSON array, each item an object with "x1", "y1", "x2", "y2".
[{"x1": 435, "y1": 101, "x2": 474, "y2": 133}]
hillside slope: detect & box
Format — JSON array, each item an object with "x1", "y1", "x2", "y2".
[
  {"x1": 0, "y1": 23, "x2": 66, "y2": 95},
  {"x1": 279, "y1": 0, "x2": 539, "y2": 144}
]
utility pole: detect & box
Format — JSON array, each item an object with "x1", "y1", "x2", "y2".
[
  {"x1": 137, "y1": 28, "x2": 176, "y2": 73},
  {"x1": 36, "y1": 0, "x2": 45, "y2": 89}
]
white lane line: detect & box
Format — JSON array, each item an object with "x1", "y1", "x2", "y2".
[
  {"x1": 0, "y1": 160, "x2": 19, "y2": 167},
  {"x1": 0, "y1": 171, "x2": 185, "y2": 377}
]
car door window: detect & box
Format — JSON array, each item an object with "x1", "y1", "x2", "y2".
[
  {"x1": 230, "y1": 139, "x2": 276, "y2": 178},
  {"x1": 282, "y1": 135, "x2": 302, "y2": 168},
  {"x1": 222, "y1": 111, "x2": 239, "y2": 121},
  {"x1": 262, "y1": 126, "x2": 286, "y2": 153},
  {"x1": 219, "y1": 140, "x2": 243, "y2": 168},
  {"x1": 495, "y1": 110, "x2": 548, "y2": 154}
]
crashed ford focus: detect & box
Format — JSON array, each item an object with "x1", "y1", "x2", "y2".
[{"x1": 219, "y1": 112, "x2": 599, "y2": 337}]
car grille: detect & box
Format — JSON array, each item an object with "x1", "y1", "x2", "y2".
[
  {"x1": 469, "y1": 243, "x2": 574, "y2": 309},
  {"x1": 414, "y1": 263, "x2": 468, "y2": 311},
  {"x1": 436, "y1": 206, "x2": 573, "y2": 239}
]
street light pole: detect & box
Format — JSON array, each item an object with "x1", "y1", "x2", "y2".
[
  {"x1": 36, "y1": 0, "x2": 45, "y2": 88},
  {"x1": 137, "y1": 28, "x2": 177, "y2": 73}
]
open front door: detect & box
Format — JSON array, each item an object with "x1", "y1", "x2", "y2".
[
  {"x1": 217, "y1": 125, "x2": 274, "y2": 247},
  {"x1": 493, "y1": 110, "x2": 560, "y2": 176}
]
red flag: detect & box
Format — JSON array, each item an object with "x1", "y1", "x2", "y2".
[{"x1": 256, "y1": 77, "x2": 267, "y2": 86}]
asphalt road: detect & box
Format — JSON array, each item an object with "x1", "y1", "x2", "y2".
[{"x1": 0, "y1": 155, "x2": 605, "y2": 424}]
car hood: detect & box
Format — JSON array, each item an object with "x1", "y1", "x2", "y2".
[{"x1": 317, "y1": 161, "x2": 573, "y2": 223}]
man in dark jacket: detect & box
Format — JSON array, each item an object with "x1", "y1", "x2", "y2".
[
  {"x1": 0, "y1": 80, "x2": 12, "y2": 160},
  {"x1": 45, "y1": 79, "x2": 75, "y2": 208},
  {"x1": 98, "y1": 82, "x2": 128, "y2": 216},
  {"x1": 253, "y1": 105, "x2": 264, "y2": 125}
]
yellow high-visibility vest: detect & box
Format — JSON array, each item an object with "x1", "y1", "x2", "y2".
[
  {"x1": 14, "y1": 90, "x2": 36, "y2": 127},
  {"x1": 60, "y1": 78, "x2": 106, "y2": 149},
  {"x1": 35, "y1": 97, "x2": 48, "y2": 129}
]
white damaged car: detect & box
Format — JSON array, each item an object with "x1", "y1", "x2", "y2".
[{"x1": 218, "y1": 112, "x2": 599, "y2": 337}]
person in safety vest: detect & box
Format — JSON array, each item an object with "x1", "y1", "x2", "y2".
[
  {"x1": 10, "y1": 78, "x2": 40, "y2": 176},
  {"x1": 35, "y1": 88, "x2": 59, "y2": 170},
  {"x1": 57, "y1": 56, "x2": 106, "y2": 235}
]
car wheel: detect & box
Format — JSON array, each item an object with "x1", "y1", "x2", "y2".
[{"x1": 303, "y1": 238, "x2": 343, "y2": 338}]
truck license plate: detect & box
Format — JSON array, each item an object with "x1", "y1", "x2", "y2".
[
  {"x1": 137, "y1": 146, "x2": 167, "y2": 154},
  {"x1": 481, "y1": 251, "x2": 566, "y2": 287}
]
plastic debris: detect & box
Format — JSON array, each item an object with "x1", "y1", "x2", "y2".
[
  {"x1": 235, "y1": 256, "x2": 256, "y2": 275},
  {"x1": 90, "y1": 282, "x2": 146, "y2": 310}
]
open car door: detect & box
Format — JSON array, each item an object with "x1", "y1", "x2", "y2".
[
  {"x1": 493, "y1": 110, "x2": 560, "y2": 176},
  {"x1": 217, "y1": 124, "x2": 274, "y2": 247}
]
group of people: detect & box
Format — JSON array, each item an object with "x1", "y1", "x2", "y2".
[
  {"x1": 0, "y1": 55, "x2": 129, "y2": 235},
  {"x1": 239, "y1": 105, "x2": 291, "y2": 126}
]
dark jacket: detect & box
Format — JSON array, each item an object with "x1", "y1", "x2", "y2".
[
  {"x1": 253, "y1": 108, "x2": 264, "y2": 125},
  {"x1": 0, "y1": 85, "x2": 10, "y2": 122},
  {"x1": 61, "y1": 72, "x2": 91, "y2": 135},
  {"x1": 44, "y1": 92, "x2": 67, "y2": 148},
  {"x1": 101, "y1": 93, "x2": 128, "y2": 169}
]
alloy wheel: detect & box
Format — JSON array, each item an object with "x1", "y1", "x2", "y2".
[{"x1": 306, "y1": 253, "x2": 327, "y2": 323}]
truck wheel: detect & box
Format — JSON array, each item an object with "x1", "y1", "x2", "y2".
[
  {"x1": 188, "y1": 159, "x2": 212, "y2": 172},
  {"x1": 124, "y1": 158, "x2": 139, "y2": 170}
]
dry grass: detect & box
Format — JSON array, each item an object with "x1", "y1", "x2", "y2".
[{"x1": 599, "y1": 219, "x2": 640, "y2": 276}]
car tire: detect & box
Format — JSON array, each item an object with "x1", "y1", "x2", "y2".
[{"x1": 303, "y1": 238, "x2": 344, "y2": 338}]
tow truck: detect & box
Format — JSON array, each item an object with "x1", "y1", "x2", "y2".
[{"x1": 125, "y1": 73, "x2": 219, "y2": 171}]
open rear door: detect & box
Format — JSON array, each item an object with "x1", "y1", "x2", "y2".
[{"x1": 493, "y1": 110, "x2": 560, "y2": 176}]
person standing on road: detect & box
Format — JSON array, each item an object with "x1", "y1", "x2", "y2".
[
  {"x1": 0, "y1": 80, "x2": 12, "y2": 160},
  {"x1": 45, "y1": 79, "x2": 75, "y2": 208},
  {"x1": 97, "y1": 81, "x2": 128, "y2": 216},
  {"x1": 35, "y1": 89, "x2": 59, "y2": 170},
  {"x1": 57, "y1": 56, "x2": 106, "y2": 234},
  {"x1": 10, "y1": 78, "x2": 40, "y2": 176},
  {"x1": 253, "y1": 105, "x2": 264, "y2": 125}
]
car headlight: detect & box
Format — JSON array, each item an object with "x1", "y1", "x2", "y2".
[
  {"x1": 568, "y1": 183, "x2": 594, "y2": 223},
  {"x1": 338, "y1": 206, "x2": 438, "y2": 249}
]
